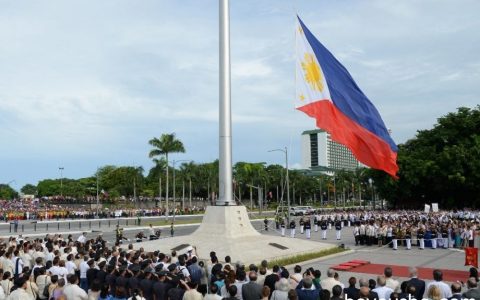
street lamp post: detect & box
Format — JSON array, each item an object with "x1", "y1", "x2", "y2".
[
  {"x1": 96, "y1": 170, "x2": 99, "y2": 217},
  {"x1": 319, "y1": 177, "x2": 323, "y2": 206},
  {"x1": 172, "y1": 159, "x2": 192, "y2": 222},
  {"x1": 369, "y1": 178, "x2": 374, "y2": 210},
  {"x1": 268, "y1": 147, "x2": 290, "y2": 223},
  {"x1": 359, "y1": 182, "x2": 363, "y2": 210},
  {"x1": 59, "y1": 167, "x2": 64, "y2": 197},
  {"x1": 333, "y1": 176, "x2": 337, "y2": 209}
]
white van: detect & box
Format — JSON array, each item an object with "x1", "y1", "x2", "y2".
[{"x1": 290, "y1": 206, "x2": 314, "y2": 216}]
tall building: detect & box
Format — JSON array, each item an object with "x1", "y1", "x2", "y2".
[{"x1": 301, "y1": 129, "x2": 362, "y2": 172}]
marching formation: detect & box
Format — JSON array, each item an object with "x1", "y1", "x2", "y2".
[{"x1": 273, "y1": 209, "x2": 479, "y2": 250}]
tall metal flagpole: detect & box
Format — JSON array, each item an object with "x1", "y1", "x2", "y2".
[{"x1": 217, "y1": 0, "x2": 234, "y2": 206}]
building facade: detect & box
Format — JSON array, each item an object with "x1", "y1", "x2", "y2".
[{"x1": 301, "y1": 129, "x2": 363, "y2": 172}]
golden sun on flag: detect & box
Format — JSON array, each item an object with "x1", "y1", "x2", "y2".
[{"x1": 301, "y1": 53, "x2": 323, "y2": 92}]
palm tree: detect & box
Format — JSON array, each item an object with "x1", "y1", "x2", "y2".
[{"x1": 148, "y1": 133, "x2": 185, "y2": 216}]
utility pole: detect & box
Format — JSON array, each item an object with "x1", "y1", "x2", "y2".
[
  {"x1": 59, "y1": 167, "x2": 64, "y2": 197},
  {"x1": 96, "y1": 170, "x2": 99, "y2": 216},
  {"x1": 268, "y1": 147, "x2": 290, "y2": 223}
]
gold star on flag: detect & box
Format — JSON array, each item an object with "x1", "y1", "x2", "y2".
[
  {"x1": 299, "y1": 94, "x2": 305, "y2": 101},
  {"x1": 298, "y1": 26, "x2": 303, "y2": 35}
]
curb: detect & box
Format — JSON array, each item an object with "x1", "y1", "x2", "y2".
[{"x1": 284, "y1": 248, "x2": 355, "y2": 269}]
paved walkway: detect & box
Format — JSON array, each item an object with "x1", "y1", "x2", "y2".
[{"x1": 260, "y1": 223, "x2": 470, "y2": 287}]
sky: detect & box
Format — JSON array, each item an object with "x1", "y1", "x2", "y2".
[{"x1": 1, "y1": 0, "x2": 479, "y2": 189}]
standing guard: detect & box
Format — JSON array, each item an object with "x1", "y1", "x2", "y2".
[
  {"x1": 353, "y1": 222, "x2": 360, "y2": 245},
  {"x1": 431, "y1": 225, "x2": 437, "y2": 249},
  {"x1": 305, "y1": 218, "x2": 312, "y2": 239},
  {"x1": 405, "y1": 225, "x2": 412, "y2": 250},
  {"x1": 289, "y1": 219, "x2": 296, "y2": 238},
  {"x1": 418, "y1": 225, "x2": 425, "y2": 249},
  {"x1": 441, "y1": 225, "x2": 449, "y2": 249},
  {"x1": 335, "y1": 218, "x2": 342, "y2": 240},
  {"x1": 320, "y1": 218, "x2": 328, "y2": 240},
  {"x1": 392, "y1": 226, "x2": 399, "y2": 250}
]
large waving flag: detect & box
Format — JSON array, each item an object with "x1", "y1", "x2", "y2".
[{"x1": 296, "y1": 16, "x2": 398, "y2": 177}]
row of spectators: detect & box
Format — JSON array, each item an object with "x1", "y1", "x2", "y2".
[
  {"x1": 0, "y1": 232, "x2": 476, "y2": 300},
  {"x1": 0, "y1": 199, "x2": 206, "y2": 221}
]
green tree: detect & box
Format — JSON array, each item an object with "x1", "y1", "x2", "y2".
[
  {"x1": 20, "y1": 184, "x2": 37, "y2": 195},
  {"x1": 373, "y1": 106, "x2": 480, "y2": 209},
  {"x1": 234, "y1": 162, "x2": 266, "y2": 208},
  {"x1": 0, "y1": 184, "x2": 18, "y2": 200},
  {"x1": 148, "y1": 133, "x2": 185, "y2": 214},
  {"x1": 95, "y1": 165, "x2": 144, "y2": 198},
  {"x1": 264, "y1": 164, "x2": 285, "y2": 203},
  {"x1": 146, "y1": 158, "x2": 167, "y2": 201}
]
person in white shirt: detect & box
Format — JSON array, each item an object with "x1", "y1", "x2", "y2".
[
  {"x1": 63, "y1": 274, "x2": 88, "y2": 300},
  {"x1": 1, "y1": 253, "x2": 14, "y2": 276},
  {"x1": 11, "y1": 251, "x2": 24, "y2": 279},
  {"x1": 1, "y1": 272, "x2": 12, "y2": 298},
  {"x1": 31, "y1": 246, "x2": 45, "y2": 263},
  {"x1": 66, "y1": 254, "x2": 77, "y2": 275},
  {"x1": 372, "y1": 276, "x2": 393, "y2": 300},
  {"x1": 76, "y1": 233, "x2": 87, "y2": 244},
  {"x1": 35, "y1": 268, "x2": 51, "y2": 300},
  {"x1": 233, "y1": 270, "x2": 248, "y2": 300},
  {"x1": 79, "y1": 257, "x2": 90, "y2": 292},
  {"x1": 31, "y1": 257, "x2": 44, "y2": 274},
  {"x1": 320, "y1": 269, "x2": 343, "y2": 294},
  {"x1": 44, "y1": 248, "x2": 54, "y2": 264},
  {"x1": 425, "y1": 269, "x2": 452, "y2": 299},
  {"x1": 384, "y1": 267, "x2": 400, "y2": 292},
  {"x1": 204, "y1": 284, "x2": 222, "y2": 300},
  {"x1": 289, "y1": 265, "x2": 303, "y2": 289},
  {"x1": 20, "y1": 251, "x2": 32, "y2": 270},
  {"x1": 56, "y1": 261, "x2": 69, "y2": 281},
  {"x1": 6, "y1": 278, "x2": 32, "y2": 300}
]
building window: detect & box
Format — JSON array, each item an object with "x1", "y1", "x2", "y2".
[{"x1": 310, "y1": 133, "x2": 318, "y2": 167}]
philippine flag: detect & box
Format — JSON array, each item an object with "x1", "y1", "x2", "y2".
[{"x1": 296, "y1": 16, "x2": 399, "y2": 177}]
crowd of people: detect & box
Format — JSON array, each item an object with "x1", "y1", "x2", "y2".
[
  {"x1": 0, "y1": 199, "x2": 205, "y2": 222},
  {"x1": 0, "y1": 232, "x2": 476, "y2": 300},
  {"x1": 272, "y1": 210, "x2": 480, "y2": 250}
]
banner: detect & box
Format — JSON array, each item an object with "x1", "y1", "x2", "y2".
[
  {"x1": 424, "y1": 204, "x2": 430, "y2": 213},
  {"x1": 432, "y1": 203, "x2": 439, "y2": 212},
  {"x1": 465, "y1": 247, "x2": 478, "y2": 267}
]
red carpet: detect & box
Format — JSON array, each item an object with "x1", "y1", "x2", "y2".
[{"x1": 342, "y1": 263, "x2": 469, "y2": 282}]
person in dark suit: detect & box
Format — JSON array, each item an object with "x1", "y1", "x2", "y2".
[
  {"x1": 449, "y1": 282, "x2": 463, "y2": 300},
  {"x1": 343, "y1": 277, "x2": 360, "y2": 300},
  {"x1": 462, "y1": 277, "x2": 480, "y2": 299},
  {"x1": 358, "y1": 279, "x2": 378, "y2": 300},
  {"x1": 331, "y1": 285, "x2": 343, "y2": 300},
  {"x1": 264, "y1": 265, "x2": 280, "y2": 297},
  {"x1": 402, "y1": 267, "x2": 426, "y2": 300},
  {"x1": 242, "y1": 271, "x2": 263, "y2": 300}
]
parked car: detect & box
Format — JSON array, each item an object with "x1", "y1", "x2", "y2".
[{"x1": 290, "y1": 206, "x2": 314, "y2": 216}]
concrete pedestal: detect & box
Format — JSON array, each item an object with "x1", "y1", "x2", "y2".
[{"x1": 141, "y1": 206, "x2": 333, "y2": 264}]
